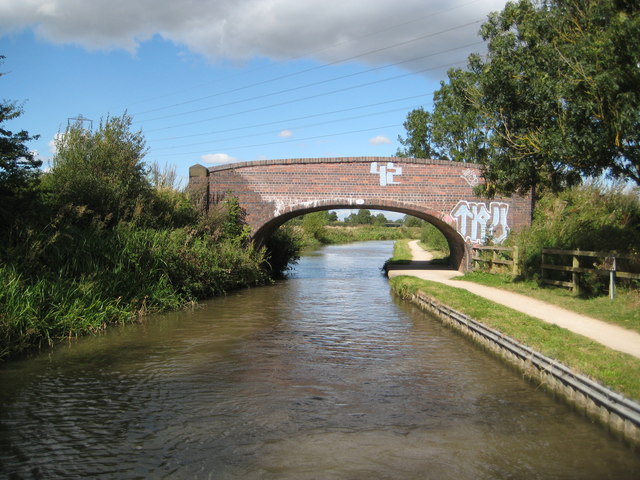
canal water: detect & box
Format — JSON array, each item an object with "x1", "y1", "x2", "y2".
[{"x1": 1, "y1": 241, "x2": 639, "y2": 479}]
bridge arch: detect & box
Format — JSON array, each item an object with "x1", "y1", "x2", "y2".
[
  {"x1": 252, "y1": 198, "x2": 467, "y2": 269},
  {"x1": 189, "y1": 157, "x2": 533, "y2": 271}
]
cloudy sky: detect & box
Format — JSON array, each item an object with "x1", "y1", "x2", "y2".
[{"x1": 1, "y1": 0, "x2": 507, "y2": 184}]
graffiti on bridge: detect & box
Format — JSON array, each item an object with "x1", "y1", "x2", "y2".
[
  {"x1": 450, "y1": 201, "x2": 510, "y2": 244},
  {"x1": 370, "y1": 162, "x2": 402, "y2": 186}
]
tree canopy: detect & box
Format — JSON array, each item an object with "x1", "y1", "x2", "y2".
[{"x1": 397, "y1": 0, "x2": 640, "y2": 195}]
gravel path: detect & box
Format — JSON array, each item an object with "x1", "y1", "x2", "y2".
[{"x1": 387, "y1": 240, "x2": 640, "y2": 359}]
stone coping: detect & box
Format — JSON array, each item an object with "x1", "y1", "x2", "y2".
[{"x1": 200, "y1": 157, "x2": 482, "y2": 174}]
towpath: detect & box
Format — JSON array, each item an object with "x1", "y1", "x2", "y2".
[{"x1": 387, "y1": 240, "x2": 640, "y2": 359}]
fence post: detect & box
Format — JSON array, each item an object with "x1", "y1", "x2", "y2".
[
  {"x1": 512, "y1": 246, "x2": 519, "y2": 276},
  {"x1": 609, "y1": 256, "x2": 616, "y2": 300},
  {"x1": 572, "y1": 251, "x2": 580, "y2": 294}
]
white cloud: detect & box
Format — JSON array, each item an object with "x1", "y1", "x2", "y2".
[
  {"x1": 0, "y1": 0, "x2": 508, "y2": 77},
  {"x1": 369, "y1": 135, "x2": 391, "y2": 145},
  {"x1": 201, "y1": 153, "x2": 237, "y2": 164},
  {"x1": 278, "y1": 129, "x2": 293, "y2": 138}
]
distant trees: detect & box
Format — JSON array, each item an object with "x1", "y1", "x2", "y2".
[
  {"x1": 397, "y1": 0, "x2": 640, "y2": 196},
  {"x1": 344, "y1": 209, "x2": 381, "y2": 225}
]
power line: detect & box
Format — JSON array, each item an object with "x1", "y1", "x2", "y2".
[
  {"x1": 151, "y1": 123, "x2": 403, "y2": 157},
  {"x1": 151, "y1": 104, "x2": 424, "y2": 152},
  {"x1": 133, "y1": 22, "x2": 482, "y2": 120},
  {"x1": 123, "y1": 0, "x2": 483, "y2": 112},
  {"x1": 142, "y1": 58, "x2": 466, "y2": 134},
  {"x1": 137, "y1": 40, "x2": 481, "y2": 124},
  {"x1": 147, "y1": 92, "x2": 434, "y2": 143}
]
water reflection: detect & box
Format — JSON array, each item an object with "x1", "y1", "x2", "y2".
[{"x1": 0, "y1": 241, "x2": 638, "y2": 479}]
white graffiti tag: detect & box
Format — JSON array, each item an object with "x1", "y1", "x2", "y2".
[
  {"x1": 370, "y1": 162, "x2": 402, "y2": 186},
  {"x1": 450, "y1": 201, "x2": 510, "y2": 244},
  {"x1": 460, "y1": 168, "x2": 480, "y2": 187}
]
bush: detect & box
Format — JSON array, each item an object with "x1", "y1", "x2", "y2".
[
  {"x1": 509, "y1": 182, "x2": 640, "y2": 294},
  {"x1": 262, "y1": 225, "x2": 302, "y2": 278},
  {"x1": 43, "y1": 114, "x2": 151, "y2": 227}
]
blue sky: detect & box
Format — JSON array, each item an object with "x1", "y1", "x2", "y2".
[{"x1": 1, "y1": 0, "x2": 507, "y2": 189}]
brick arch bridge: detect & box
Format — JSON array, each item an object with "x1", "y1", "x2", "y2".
[{"x1": 189, "y1": 157, "x2": 533, "y2": 271}]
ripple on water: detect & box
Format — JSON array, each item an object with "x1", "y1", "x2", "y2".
[{"x1": 0, "y1": 241, "x2": 639, "y2": 479}]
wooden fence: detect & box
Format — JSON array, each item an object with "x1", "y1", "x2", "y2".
[
  {"x1": 471, "y1": 245, "x2": 519, "y2": 276},
  {"x1": 541, "y1": 248, "x2": 640, "y2": 299}
]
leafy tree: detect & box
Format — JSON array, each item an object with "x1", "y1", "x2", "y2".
[
  {"x1": 396, "y1": 108, "x2": 441, "y2": 159},
  {"x1": 431, "y1": 68, "x2": 489, "y2": 164},
  {"x1": 327, "y1": 211, "x2": 339, "y2": 222},
  {"x1": 398, "y1": 1, "x2": 640, "y2": 195},
  {"x1": 0, "y1": 57, "x2": 41, "y2": 229},
  {"x1": 44, "y1": 114, "x2": 151, "y2": 226},
  {"x1": 345, "y1": 209, "x2": 374, "y2": 225},
  {"x1": 471, "y1": 0, "x2": 640, "y2": 195}
]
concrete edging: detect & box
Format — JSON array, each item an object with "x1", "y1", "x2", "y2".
[{"x1": 405, "y1": 290, "x2": 640, "y2": 447}]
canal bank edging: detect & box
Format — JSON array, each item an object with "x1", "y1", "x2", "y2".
[{"x1": 405, "y1": 290, "x2": 640, "y2": 447}]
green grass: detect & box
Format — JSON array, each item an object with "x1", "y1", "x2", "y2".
[
  {"x1": 457, "y1": 272, "x2": 640, "y2": 334},
  {"x1": 390, "y1": 239, "x2": 413, "y2": 262},
  {"x1": 390, "y1": 275, "x2": 640, "y2": 401}
]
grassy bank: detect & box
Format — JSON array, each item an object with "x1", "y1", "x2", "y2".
[
  {"x1": 0, "y1": 221, "x2": 275, "y2": 360},
  {"x1": 389, "y1": 275, "x2": 640, "y2": 401}
]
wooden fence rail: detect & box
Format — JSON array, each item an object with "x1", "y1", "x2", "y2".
[
  {"x1": 541, "y1": 248, "x2": 640, "y2": 299},
  {"x1": 472, "y1": 245, "x2": 519, "y2": 276}
]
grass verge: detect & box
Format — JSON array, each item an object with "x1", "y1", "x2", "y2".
[{"x1": 390, "y1": 275, "x2": 640, "y2": 401}]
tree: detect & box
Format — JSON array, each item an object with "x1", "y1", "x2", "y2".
[
  {"x1": 431, "y1": 68, "x2": 489, "y2": 164},
  {"x1": 45, "y1": 114, "x2": 150, "y2": 226},
  {"x1": 345, "y1": 209, "x2": 374, "y2": 225},
  {"x1": 397, "y1": 71, "x2": 489, "y2": 165},
  {"x1": 397, "y1": 1, "x2": 640, "y2": 195},
  {"x1": 396, "y1": 108, "x2": 441, "y2": 159},
  {"x1": 0, "y1": 57, "x2": 41, "y2": 229},
  {"x1": 470, "y1": 0, "x2": 640, "y2": 195},
  {"x1": 373, "y1": 212, "x2": 388, "y2": 226}
]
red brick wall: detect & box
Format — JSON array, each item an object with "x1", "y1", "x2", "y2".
[{"x1": 189, "y1": 158, "x2": 533, "y2": 270}]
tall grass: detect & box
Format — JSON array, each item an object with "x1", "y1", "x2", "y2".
[{"x1": 0, "y1": 222, "x2": 271, "y2": 360}]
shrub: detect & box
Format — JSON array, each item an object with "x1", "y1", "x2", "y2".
[
  {"x1": 43, "y1": 114, "x2": 151, "y2": 227},
  {"x1": 509, "y1": 182, "x2": 640, "y2": 294}
]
